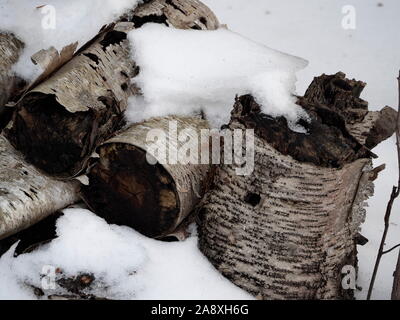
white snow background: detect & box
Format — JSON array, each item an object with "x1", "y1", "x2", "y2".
[{"x1": 0, "y1": 0, "x2": 399, "y2": 300}]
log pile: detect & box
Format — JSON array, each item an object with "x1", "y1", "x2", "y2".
[{"x1": 0, "y1": 0, "x2": 398, "y2": 300}]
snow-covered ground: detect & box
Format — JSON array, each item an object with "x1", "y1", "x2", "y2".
[
  {"x1": 0, "y1": 0, "x2": 399, "y2": 300},
  {"x1": 0, "y1": 209, "x2": 252, "y2": 300},
  {"x1": 201, "y1": 0, "x2": 400, "y2": 299}
]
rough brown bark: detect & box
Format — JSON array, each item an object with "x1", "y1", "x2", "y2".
[
  {"x1": 6, "y1": 0, "x2": 219, "y2": 178},
  {"x1": 197, "y1": 74, "x2": 397, "y2": 300},
  {"x1": 0, "y1": 33, "x2": 24, "y2": 131},
  {"x1": 81, "y1": 116, "x2": 212, "y2": 239},
  {"x1": 0, "y1": 135, "x2": 79, "y2": 240}
]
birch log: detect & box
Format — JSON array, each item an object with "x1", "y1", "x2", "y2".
[
  {"x1": 7, "y1": 0, "x2": 219, "y2": 178},
  {"x1": 197, "y1": 74, "x2": 397, "y2": 300},
  {"x1": 392, "y1": 252, "x2": 400, "y2": 300},
  {"x1": 81, "y1": 116, "x2": 211, "y2": 238},
  {"x1": 0, "y1": 135, "x2": 79, "y2": 240},
  {"x1": 0, "y1": 33, "x2": 24, "y2": 131}
]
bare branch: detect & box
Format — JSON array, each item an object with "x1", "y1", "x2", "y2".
[
  {"x1": 367, "y1": 71, "x2": 400, "y2": 300},
  {"x1": 382, "y1": 243, "x2": 400, "y2": 255}
]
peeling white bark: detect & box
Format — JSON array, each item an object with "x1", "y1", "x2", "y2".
[
  {"x1": 0, "y1": 135, "x2": 79, "y2": 240},
  {"x1": 198, "y1": 122, "x2": 379, "y2": 299}
]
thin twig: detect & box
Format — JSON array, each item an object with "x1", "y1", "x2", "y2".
[
  {"x1": 367, "y1": 71, "x2": 400, "y2": 300},
  {"x1": 382, "y1": 243, "x2": 400, "y2": 255}
]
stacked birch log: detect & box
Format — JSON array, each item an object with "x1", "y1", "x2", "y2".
[{"x1": 0, "y1": 0, "x2": 397, "y2": 300}]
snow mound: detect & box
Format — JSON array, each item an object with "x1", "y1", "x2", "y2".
[
  {"x1": 0, "y1": 0, "x2": 141, "y2": 80},
  {"x1": 126, "y1": 23, "x2": 308, "y2": 128},
  {"x1": 0, "y1": 209, "x2": 252, "y2": 300}
]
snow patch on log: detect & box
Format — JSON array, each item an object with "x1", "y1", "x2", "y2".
[
  {"x1": 126, "y1": 23, "x2": 308, "y2": 128},
  {"x1": 0, "y1": 0, "x2": 142, "y2": 80}
]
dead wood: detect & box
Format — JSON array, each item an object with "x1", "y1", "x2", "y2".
[
  {"x1": 197, "y1": 73, "x2": 397, "y2": 300},
  {"x1": 301, "y1": 72, "x2": 397, "y2": 149},
  {"x1": 6, "y1": 0, "x2": 219, "y2": 178},
  {"x1": 80, "y1": 116, "x2": 212, "y2": 239}
]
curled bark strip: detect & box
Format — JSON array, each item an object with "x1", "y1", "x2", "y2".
[
  {"x1": 0, "y1": 33, "x2": 24, "y2": 130},
  {"x1": 0, "y1": 135, "x2": 79, "y2": 240},
  {"x1": 81, "y1": 116, "x2": 211, "y2": 238},
  {"x1": 197, "y1": 74, "x2": 393, "y2": 299},
  {"x1": 7, "y1": 0, "x2": 219, "y2": 179}
]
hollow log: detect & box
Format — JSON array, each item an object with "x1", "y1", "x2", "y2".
[
  {"x1": 81, "y1": 116, "x2": 212, "y2": 239},
  {"x1": 6, "y1": 0, "x2": 219, "y2": 178},
  {"x1": 0, "y1": 33, "x2": 24, "y2": 131},
  {"x1": 197, "y1": 74, "x2": 397, "y2": 300},
  {"x1": 0, "y1": 135, "x2": 79, "y2": 240}
]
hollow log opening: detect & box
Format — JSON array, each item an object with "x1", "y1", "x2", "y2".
[
  {"x1": 8, "y1": 93, "x2": 123, "y2": 176},
  {"x1": 81, "y1": 143, "x2": 180, "y2": 238},
  {"x1": 80, "y1": 116, "x2": 211, "y2": 239}
]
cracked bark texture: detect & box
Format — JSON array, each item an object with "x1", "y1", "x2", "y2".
[
  {"x1": 0, "y1": 135, "x2": 79, "y2": 240},
  {"x1": 7, "y1": 0, "x2": 219, "y2": 178},
  {"x1": 0, "y1": 33, "x2": 24, "y2": 131},
  {"x1": 81, "y1": 116, "x2": 211, "y2": 239},
  {"x1": 197, "y1": 74, "x2": 397, "y2": 300}
]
